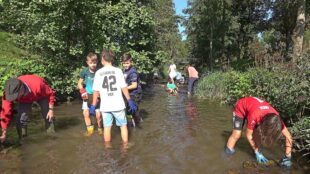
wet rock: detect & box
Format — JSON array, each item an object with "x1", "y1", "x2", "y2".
[{"x1": 242, "y1": 160, "x2": 278, "y2": 169}]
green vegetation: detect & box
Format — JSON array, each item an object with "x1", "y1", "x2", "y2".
[{"x1": 0, "y1": 0, "x2": 184, "y2": 98}]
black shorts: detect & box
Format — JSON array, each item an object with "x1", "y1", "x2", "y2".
[{"x1": 232, "y1": 115, "x2": 245, "y2": 130}]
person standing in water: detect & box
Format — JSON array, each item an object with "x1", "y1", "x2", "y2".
[
  {"x1": 90, "y1": 49, "x2": 136, "y2": 147},
  {"x1": 186, "y1": 65, "x2": 199, "y2": 96},
  {"x1": 168, "y1": 62, "x2": 177, "y2": 84},
  {"x1": 121, "y1": 53, "x2": 143, "y2": 125},
  {"x1": 77, "y1": 52, "x2": 102, "y2": 136},
  {"x1": 225, "y1": 97, "x2": 293, "y2": 168}
]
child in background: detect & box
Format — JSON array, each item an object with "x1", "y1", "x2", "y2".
[
  {"x1": 77, "y1": 53, "x2": 102, "y2": 136},
  {"x1": 166, "y1": 78, "x2": 178, "y2": 95},
  {"x1": 90, "y1": 49, "x2": 137, "y2": 147}
]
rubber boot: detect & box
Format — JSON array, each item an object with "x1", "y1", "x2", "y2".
[
  {"x1": 84, "y1": 125, "x2": 94, "y2": 136},
  {"x1": 46, "y1": 122, "x2": 56, "y2": 134},
  {"x1": 16, "y1": 125, "x2": 28, "y2": 139}
]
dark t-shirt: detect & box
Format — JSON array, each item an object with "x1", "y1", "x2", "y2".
[{"x1": 123, "y1": 67, "x2": 142, "y2": 95}]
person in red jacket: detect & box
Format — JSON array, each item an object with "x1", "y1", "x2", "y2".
[
  {"x1": 0, "y1": 75, "x2": 56, "y2": 142},
  {"x1": 225, "y1": 97, "x2": 293, "y2": 168}
]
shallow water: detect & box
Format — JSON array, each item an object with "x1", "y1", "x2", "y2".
[{"x1": 1, "y1": 85, "x2": 308, "y2": 174}]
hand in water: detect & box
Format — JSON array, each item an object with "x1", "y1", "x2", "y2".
[{"x1": 255, "y1": 151, "x2": 269, "y2": 163}]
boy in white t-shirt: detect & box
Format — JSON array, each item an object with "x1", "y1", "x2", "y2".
[{"x1": 90, "y1": 49, "x2": 137, "y2": 146}]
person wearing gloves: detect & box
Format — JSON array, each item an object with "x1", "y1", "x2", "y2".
[
  {"x1": 77, "y1": 52, "x2": 102, "y2": 136},
  {"x1": 90, "y1": 49, "x2": 137, "y2": 147},
  {"x1": 225, "y1": 97, "x2": 293, "y2": 168},
  {"x1": 0, "y1": 75, "x2": 55, "y2": 142}
]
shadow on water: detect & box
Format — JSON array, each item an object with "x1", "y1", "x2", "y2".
[{"x1": 0, "y1": 85, "x2": 308, "y2": 174}]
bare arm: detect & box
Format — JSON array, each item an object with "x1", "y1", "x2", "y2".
[
  {"x1": 77, "y1": 78, "x2": 84, "y2": 90},
  {"x1": 92, "y1": 91, "x2": 100, "y2": 106},
  {"x1": 121, "y1": 87, "x2": 131, "y2": 101},
  {"x1": 246, "y1": 129, "x2": 259, "y2": 152},
  {"x1": 127, "y1": 82, "x2": 137, "y2": 90},
  {"x1": 282, "y1": 127, "x2": 293, "y2": 156}
]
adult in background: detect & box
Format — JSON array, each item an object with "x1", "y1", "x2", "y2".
[
  {"x1": 168, "y1": 62, "x2": 177, "y2": 84},
  {"x1": 186, "y1": 65, "x2": 199, "y2": 95},
  {"x1": 225, "y1": 97, "x2": 293, "y2": 168},
  {"x1": 0, "y1": 75, "x2": 56, "y2": 142}
]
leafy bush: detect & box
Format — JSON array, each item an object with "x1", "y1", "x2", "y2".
[{"x1": 290, "y1": 116, "x2": 310, "y2": 162}]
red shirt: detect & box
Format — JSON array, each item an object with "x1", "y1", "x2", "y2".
[
  {"x1": 233, "y1": 97, "x2": 281, "y2": 130},
  {"x1": 1, "y1": 75, "x2": 55, "y2": 129}
]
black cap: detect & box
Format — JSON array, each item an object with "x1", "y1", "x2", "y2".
[{"x1": 4, "y1": 78, "x2": 25, "y2": 101}]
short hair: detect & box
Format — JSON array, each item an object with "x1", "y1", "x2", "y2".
[
  {"x1": 86, "y1": 52, "x2": 97, "y2": 62},
  {"x1": 101, "y1": 49, "x2": 115, "y2": 62},
  {"x1": 253, "y1": 114, "x2": 282, "y2": 148},
  {"x1": 121, "y1": 53, "x2": 132, "y2": 62}
]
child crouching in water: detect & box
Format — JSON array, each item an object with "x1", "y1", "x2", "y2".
[
  {"x1": 77, "y1": 53, "x2": 102, "y2": 136},
  {"x1": 166, "y1": 78, "x2": 178, "y2": 95}
]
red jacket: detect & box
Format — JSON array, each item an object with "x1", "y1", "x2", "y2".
[
  {"x1": 1, "y1": 75, "x2": 55, "y2": 129},
  {"x1": 233, "y1": 97, "x2": 282, "y2": 130}
]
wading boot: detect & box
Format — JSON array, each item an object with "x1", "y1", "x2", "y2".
[
  {"x1": 84, "y1": 125, "x2": 94, "y2": 136},
  {"x1": 46, "y1": 122, "x2": 56, "y2": 134}
]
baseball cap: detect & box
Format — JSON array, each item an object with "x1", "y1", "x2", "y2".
[{"x1": 4, "y1": 78, "x2": 25, "y2": 101}]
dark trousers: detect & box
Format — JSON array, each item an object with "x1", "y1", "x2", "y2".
[
  {"x1": 16, "y1": 98, "x2": 53, "y2": 137},
  {"x1": 188, "y1": 77, "x2": 198, "y2": 94}
]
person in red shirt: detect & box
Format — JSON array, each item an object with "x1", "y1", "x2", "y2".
[
  {"x1": 0, "y1": 75, "x2": 56, "y2": 142},
  {"x1": 225, "y1": 97, "x2": 293, "y2": 167}
]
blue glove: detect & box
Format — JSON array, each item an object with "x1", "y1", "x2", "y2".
[
  {"x1": 89, "y1": 105, "x2": 96, "y2": 117},
  {"x1": 224, "y1": 145, "x2": 235, "y2": 155},
  {"x1": 280, "y1": 155, "x2": 292, "y2": 168},
  {"x1": 255, "y1": 151, "x2": 269, "y2": 163},
  {"x1": 128, "y1": 99, "x2": 137, "y2": 113}
]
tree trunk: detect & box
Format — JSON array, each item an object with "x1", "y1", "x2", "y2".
[{"x1": 292, "y1": 0, "x2": 305, "y2": 61}]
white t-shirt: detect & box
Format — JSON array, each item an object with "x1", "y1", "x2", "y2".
[
  {"x1": 93, "y1": 66, "x2": 127, "y2": 112},
  {"x1": 169, "y1": 64, "x2": 177, "y2": 78}
]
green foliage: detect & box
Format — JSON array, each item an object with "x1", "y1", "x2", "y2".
[
  {"x1": 195, "y1": 72, "x2": 228, "y2": 100},
  {"x1": 290, "y1": 116, "x2": 310, "y2": 161},
  {"x1": 0, "y1": 0, "x2": 177, "y2": 98}
]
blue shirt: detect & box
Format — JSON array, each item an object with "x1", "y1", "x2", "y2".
[{"x1": 123, "y1": 67, "x2": 142, "y2": 95}]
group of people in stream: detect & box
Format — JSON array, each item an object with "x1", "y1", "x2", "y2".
[{"x1": 0, "y1": 49, "x2": 292, "y2": 168}]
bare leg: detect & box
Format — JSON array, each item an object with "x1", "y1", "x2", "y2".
[
  {"x1": 95, "y1": 111, "x2": 102, "y2": 128},
  {"x1": 120, "y1": 125, "x2": 128, "y2": 143},
  {"x1": 83, "y1": 110, "x2": 91, "y2": 126},
  {"x1": 104, "y1": 126, "x2": 112, "y2": 142},
  {"x1": 227, "y1": 129, "x2": 242, "y2": 150}
]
